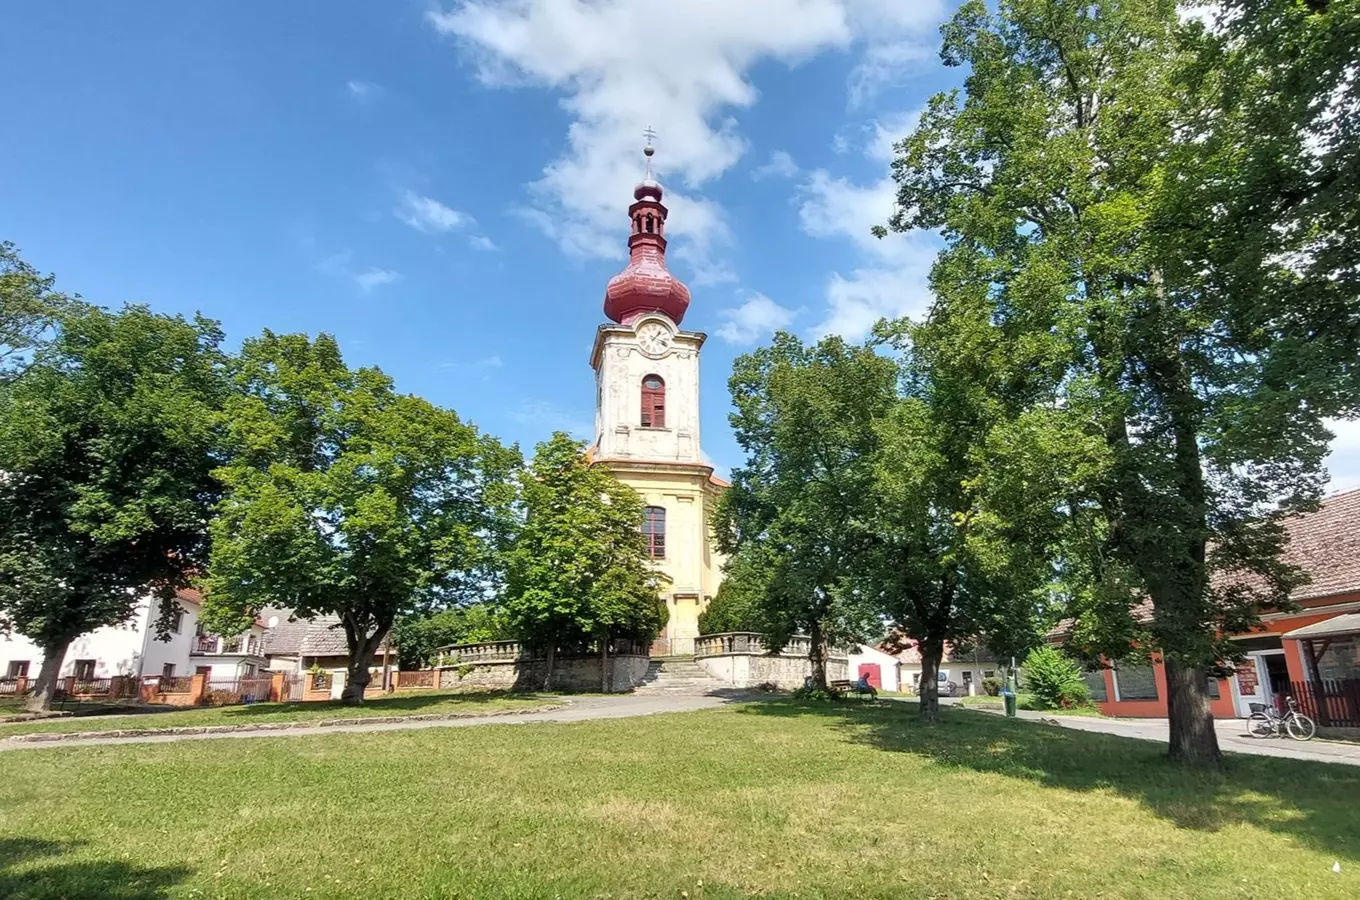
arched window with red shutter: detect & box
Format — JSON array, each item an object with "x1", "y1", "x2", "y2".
[
  {"x1": 642, "y1": 506, "x2": 666, "y2": 559},
  {"x1": 641, "y1": 374, "x2": 665, "y2": 428}
]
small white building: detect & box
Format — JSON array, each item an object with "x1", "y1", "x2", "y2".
[
  {"x1": 846, "y1": 643, "x2": 904, "y2": 692},
  {"x1": 0, "y1": 588, "x2": 266, "y2": 684}
]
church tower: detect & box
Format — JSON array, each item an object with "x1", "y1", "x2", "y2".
[{"x1": 589, "y1": 139, "x2": 726, "y2": 656}]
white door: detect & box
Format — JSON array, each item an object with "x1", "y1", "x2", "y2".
[{"x1": 1233, "y1": 656, "x2": 1265, "y2": 716}]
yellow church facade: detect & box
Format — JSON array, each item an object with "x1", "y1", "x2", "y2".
[{"x1": 587, "y1": 145, "x2": 726, "y2": 656}]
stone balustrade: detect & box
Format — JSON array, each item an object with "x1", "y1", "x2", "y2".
[
  {"x1": 694, "y1": 632, "x2": 846, "y2": 661},
  {"x1": 436, "y1": 638, "x2": 652, "y2": 664},
  {"x1": 693, "y1": 632, "x2": 848, "y2": 688}
]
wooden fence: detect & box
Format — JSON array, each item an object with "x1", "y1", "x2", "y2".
[{"x1": 1290, "y1": 678, "x2": 1360, "y2": 728}]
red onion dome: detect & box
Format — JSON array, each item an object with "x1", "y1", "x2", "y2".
[{"x1": 603, "y1": 158, "x2": 690, "y2": 325}]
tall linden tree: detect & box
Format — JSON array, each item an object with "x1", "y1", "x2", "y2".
[
  {"x1": 879, "y1": 0, "x2": 1360, "y2": 765},
  {"x1": 201, "y1": 332, "x2": 519, "y2": 703},
  {"x1": 0, "y1": 298, "x2": 229, "y2": 712}
]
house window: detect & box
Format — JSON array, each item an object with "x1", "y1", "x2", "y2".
[
  {"x1": 962, "y1": 671, "x2": 973, "y2": 684},
  {"x1": 1113, "y1": 663, "x2": 1158, "y2": 701},
  {"x1": 6, "y1": 661, "x2": 29, "y2": 678},
  {"x1": 983, "y1": 670, "x2": 995, "y2": 679},
  {"x1": 1206, "y1": 676, "x2": 1221, "y2": 700},
  {"x1": 642, "y1": 505, "x2": 666, "y2": 559},
  {"x1": 1082, "y1": 668, "x2": 1108, "y2": 702},
  {"x1": 170, "y1": 607, "x2": 184, "y2": 634},
  {"x1": 162, "y1": 663, "x2": 176, "y2": 679},
  {"x1": 73, "y1": 659, "x2": 96, "y2": 680},
  {"x1": 640, "y1": 375, "x2": 665, "y2": 428}
]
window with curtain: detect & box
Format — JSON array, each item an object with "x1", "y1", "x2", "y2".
[
  {"x1": 642, "y1": 505, "x2": 666, "y2": 559},
  {"x1": 641, "y1": 375, "x2": 665, "y2": 427},
  {"x1": 1083, "y1": 668, "x2": 1109, "y2": 702},
  {"x1": 1113, "y1": 663, "x2": 1158, "y2": 701}
]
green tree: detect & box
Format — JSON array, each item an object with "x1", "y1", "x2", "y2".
[
  {"x1": 715, "y1": 333, "x2": 894, "y2": 689},
  {"x1": 503, "y1": 432, "x2": 666, "y2": 691},
  {"x1": 0, "y1": 304, "x2": 229, "y2": 710},
  {"x1": 392, "y1": 604, "x2": 508, "y2": 669},
  {"x1": 698, "y1": 546, "x2": 772, "y2": 635},
  {"x1": 201, "y1": 332, "x2": 519, "y2": 703},
  {"x1": 859, "y1": 309, "x2": 1072, "y2": 721},
  {"x1": 880, "y1": 0, "x2": 1360, "y2": 765},
  {"x1": 0, "y1": 242, "x2": 71, "y2": 384}
]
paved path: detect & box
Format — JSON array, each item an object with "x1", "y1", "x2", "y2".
[
  {"x1": 0, "y1": 694, "x2": 735, "y2": 752},
  {"x1": 972, "y1": 704, "x2": 1360, "y2": 767}
]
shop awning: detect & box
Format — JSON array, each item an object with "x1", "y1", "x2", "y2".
[{"x1": 1282, "y1": 613, "x2": 1360, "y2": 641}]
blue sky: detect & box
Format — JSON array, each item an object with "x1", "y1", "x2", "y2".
[{"x1": 3, "y1": 1, "x2": 1357, "y2": 488}]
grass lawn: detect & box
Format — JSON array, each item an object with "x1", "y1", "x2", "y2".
[
  {"x1": 0, "y1": 690, "x2": 553, "y2": 737},
  {"x1": 2, "y1": 701, "x2": 1358, "y2": 898},
  {"x1": 957, "y1": 692, "x2": 1105, "y2": 717}
]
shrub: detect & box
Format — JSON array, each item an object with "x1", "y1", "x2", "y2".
[
  {"x1": 981, "y1": 676, "x2": 1003, "y2": 697},
  {"x1": 792, "y1": 684, "x2": 841, "y2": 702},
  {"x1": 1022, "y1": 647, "x2": 1090, "y2": 710}
]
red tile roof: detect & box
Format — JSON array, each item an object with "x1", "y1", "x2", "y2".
[
  {"x1": 1050, "y1": 488, "x2": 1360, "y2": 638},
  {"x1": 1270, "y1": 488, "x2": 1360, "y2": 601}
]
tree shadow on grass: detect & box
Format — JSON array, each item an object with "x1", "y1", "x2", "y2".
[
  {"x1": 206, "y1": 688, "x2": 535, "y2": 720},
  {"x1": 0, "y1": 837, "x2": 191, "y2": 899},
  {"x1": 742, "y1": 699, "x2": 1360, "y2": 860}
]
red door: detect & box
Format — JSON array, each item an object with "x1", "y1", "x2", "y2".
[{"x1": 857, "y1": 664, "x2": 881, "y2": 689}]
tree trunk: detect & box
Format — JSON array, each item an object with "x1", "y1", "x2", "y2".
[
  {"x1": 543, "y1": 643, "x2": 556, "y2": 692},
  {"x1": 1165, "y1": 658, "x2": 1222, "y2": 768},
  {"x1": 808, "y1": 619, "x2": 828, "y2": 690},
  {"x1": 600, "y1": 635, "x2": 611, "y2": 694},
  {"x1": 918, "y1": 641, "x2": 943, "y2": 724},
  {"x1": 25, "y1": 638, "x2": 71, "y2": 713},
  {"x1": 341, "y1": 625, "x2": 389, "y2": 705}
]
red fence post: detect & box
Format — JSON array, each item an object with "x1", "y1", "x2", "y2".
[
  {"x1": 189, "y1": 673, "x2": 207, "y2": 706},
  {"x1": 14, "y1": 676, "x2": 28, "y2": 696},
  {"x1": 270, "y1": 671, "x2": 285, "y2": 702}
]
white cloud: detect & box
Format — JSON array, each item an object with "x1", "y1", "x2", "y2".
[
  {"x1": 353, "y1": 267, "x2": 401, "y2": 292},
  {"x1": 346, "y1": 80, "x2": 382, "y2": 103},
  {"x1": 1324, "y1": 418, "x2": 1360, "y2": 494},
  {"x1": 848, "y1": 40, "x2": 934, "y2": 109},
  {"x1": 397, "y1": 190, "x2": 473, "y2": 233},
  {"x1": 717, "y1": 292, "x2": 798, "y2": 344},
  {"x1": 797, "y1": 167, "x2": 936, "y2": 339},
  {"x1": 813, "y1": 264, "x2": 934, "y2": 340},
  {"x1": 866, "y1": 107, "x2": 924, "y2": 162},
  {"x1": 469, "y1": 234, "x2": 500, "y2": 251},
  {"x1": 428, "y1": 0, "x2": 946, "y2": 281},
  {"x1": 316, "y1": 251, "x2": 402, "y2": 293},
  {"x1": 510, "y1": 400, "x2": 594, "y2": 439},
  {"x1": 751, "y1": 150, "x2": 799, "y2": 180},
  {"x1": 439, "y1": 354, "x2": 504, "y2": 371}
]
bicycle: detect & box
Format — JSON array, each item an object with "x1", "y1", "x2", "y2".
[{"x1": 1245, "y1": 696, "x2": 1317, "y2": 741}]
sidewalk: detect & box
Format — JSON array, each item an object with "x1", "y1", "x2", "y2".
[{"x1": 996, "y1": 705, "x2": 1360, "y2": 766}]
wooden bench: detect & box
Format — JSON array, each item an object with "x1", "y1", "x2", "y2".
[{"x1": 830, "y1": 679, "x2": 877, "y2": 699}]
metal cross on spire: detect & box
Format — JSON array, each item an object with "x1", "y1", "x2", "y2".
[{"x1": 642, "y1": 126, "x2": 657, "y2": 180}]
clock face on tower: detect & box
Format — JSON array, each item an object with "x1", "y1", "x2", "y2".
[{"x1": 636, "y1": 321, "x2": 673, "y2": 358}]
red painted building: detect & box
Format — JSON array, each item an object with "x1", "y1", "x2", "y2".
[{"x1": 1065, "y1": 489, "x2": 1360, "y2": 720}]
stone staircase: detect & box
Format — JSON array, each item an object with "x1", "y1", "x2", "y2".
[{"x1": 632, "y1": 656, "x2": 725, "y2": 695}]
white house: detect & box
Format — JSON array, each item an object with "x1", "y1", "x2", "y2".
[
  {"x1": 847, "y1": 643, "x2": 904, "y2": 692},
  {"x1": 0, "y1": 588, "x2": 266, "y2": 684},
  {"x1": 855, "y1": 638, "x2": 1006, "y2": 696}
]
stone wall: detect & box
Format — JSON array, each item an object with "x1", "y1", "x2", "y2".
[
  {"x1": 434, "y1": 654, "x2": 650, "y2": 694},
  {"x1": 694, "y1": 633, "x2": 848, "y2": 689}
]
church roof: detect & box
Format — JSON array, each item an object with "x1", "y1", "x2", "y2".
[{"x1": 603, "y1": 142, "x2": 690, "y2": 326}]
